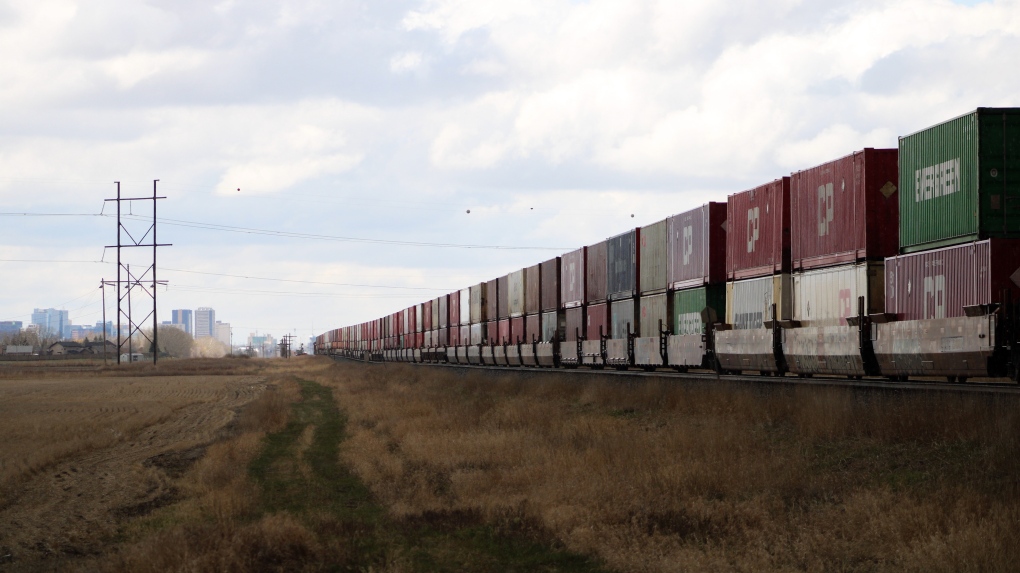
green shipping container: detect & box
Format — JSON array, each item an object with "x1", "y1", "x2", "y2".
[
  {"x1": 899, "y1": 108, "x2": 1020, "y2": 252},
  {"x1": 671, "y1": 285, "x2": 726, "y2": 336}
]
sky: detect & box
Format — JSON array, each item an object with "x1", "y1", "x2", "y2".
[{"x1": 1, "y1": 0, "x2": 1017, "y2": 348}]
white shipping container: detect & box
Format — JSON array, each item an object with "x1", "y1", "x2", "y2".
[
  {"x1": 460, "y1": 288, "x2": 471, "y2": 325},
  {"x1": 508, "y1": 269, "x2": 526, "y2": 317},
  {"x1": 793, "y1": 262, "x2": 885, "y2": 327},
  {"x1": 725, "y1": 274, "x2": 793, "y2": 329},
  {"x1": 470, "y1": 323, "x2": 485, "y2": 345}
]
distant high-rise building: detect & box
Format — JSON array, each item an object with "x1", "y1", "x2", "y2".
[
  {"x1": 194, "y1": 307, "x2": 215, "y2": 338},
  {"x1": 31, "y1": 308, "x2": 69, "y2": 338},
  {"x1": 214, "y1": 321, "x2": 231, "y2": 348},
  {"x1": 172, "y1": 309, "x2": 193, "y2": 336},
  {"x1": 0, "y1": 321, "x2": 22, "y2": 335}
]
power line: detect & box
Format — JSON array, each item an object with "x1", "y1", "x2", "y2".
[{"x1": 160, "y1": 267, "x2": 454, "y2": 291}]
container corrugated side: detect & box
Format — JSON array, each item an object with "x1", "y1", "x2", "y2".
[
  {"x1": 459, "y1": 288, "x2": 471, "y2": 326},
  {"x1": 449, "y1": 326, "x2": 460, "y2": 346},
  {"x1": 638, "y1": 293, "x2": 669, "y2": 338},
  {"x1": 586, "y1": 240, "x2": 608, "y2": 303},
  {"x1": 470, "y1": 323, "x2": 484, "y2": 345},
  {"x1": 726, "y1": 178, "x2": 791, "y2": 280},
  {"x1": 433, "y1": 296, "x2": 443, "y2": 329},
  {"x1": 510, "y1": 316, "x2": 526, "y2": 344},
  {"x1": 586, "y1": 302, "x2": 609, "y2": 340},
  {"x1": 485, "y1": 321, "x2": 498, "y2": 344},
  {"x1": 668, "y1": 203, "x2": 728, "y2": 290},
  {"x1": 541, "y1": 311, "x2": 563, "y2": 342},
  {"x1": 508, "y1": 269, "x2": 526, "y2": 317},
  {"x1": 565, "y1": 307, "x2": 584, "y2": 341},
  {"x1": 607, "y1": 229, "x2": 640, "y2": 300},
  {"x1": 422, "y1": 300, "x2": 433, "y2": 331},
  {"x1": 524, "y1": 264, "x2": 541, "y2": 314},
  {"x1": 672, "y1": 285, "x2": 726, "y2": 335},
  {"x1": 610, "y1": 298, "x2": 638, "y2": 339},
  {"x1": 449, "y1": 291, "x2": 461, "y2": 327},
  {"x1": 561, "y1": 248, "x2": 586, "y2": 308},
  {"x1": 899, "y1": 108, "x2": 1020, "y2": 252},
  {"x1": 497, "y1": 275, "x2": 509, "y2": 320},
  {"x1": 639, "y1": 219, "x2": 667, "y2": 294},
  {"x1": 471, "y1": 282, "x2": 487, "y2": 324},
  {"x1": 459, "y1": 325, "x2": 469, "y2": 345},
  {"x1": 541, "y1": 257, "x2": 561, "y2": 311},
  {"x1": 885, "y1": 238, "x2": 1020, "y2": 320},
  {"x1": 790, "y1": 148, "x2": 899, "y2": 270},
  {"x1": 525, "y1": 314, "x2": 540, "y2": 343},
  {"x1": 485, "y1": 279, "x2": 499, "y2": 321},
  {"x1": 498, "y1": 318, "x2": 510, "y2": 344},
  {"x1": 725, "y1": 274, "x2": 793, "y2": 329},
  {"x1": 793, "y1": 261, "x2": 885, "y2": 327}
]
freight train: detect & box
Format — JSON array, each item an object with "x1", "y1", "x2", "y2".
[{"x1": 315, "y1": 108, "x2": 1020, "y2": 384}]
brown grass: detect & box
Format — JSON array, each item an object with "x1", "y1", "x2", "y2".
[{"x1": 314, "y1": 363, "x2": 1020, "y2": 573}]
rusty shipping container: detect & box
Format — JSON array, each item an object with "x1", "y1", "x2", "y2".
[
  {"x1": 792, "y1": 261, "x2": 885, "y2": 327},
  {"x1": 525, "y1": 264, "x2": 541, "y2": 314},
  {"x1": 668, "y1": 204, "x2": 728, "y2": 290},
  {"x1": 525, "y1": 314, "x2": 540, "y2": 343},
  {"x1": 510, "y1": 316, "x2": 526, "y2": 344},
  {"x1": 565, "y1": 307, "x2": 584, "y2": 341},
  {"x1": 561, "y1": 248, "x2": 586, "y2": 308},
  {"x1": 498, "y1": 319, "x2": 510, "y2": 344},
  {"x1": 587, "y1": 240, "x2": 608, "y2": 303},
  {"x1": 586, "y1": 302, "x2": 610, "y2": 340},
  {"x1": 725, "y1": 274, "x2": 793, "y2": 329},
  {"x1": 422, "y1": 300, "x2": 433, "y2": 331},
  {"x1": 899, "y1": 108, "x2": 1020, "y2": 253},
  {"x1": 790, "y1": 148, "x2": 899, "y2": 271},
  {"x1": 485, "y1": 279, "x2": 499, "y2": 322},
  {"x1": 607, "y1": 229, "x2": 640, "y2": 300},
  {"x1": 497, "y1": 275, "x2": 509, "y2": 320},
  {"x1": 885, "y1": 239, "x2": 1020, "y2": 320},
  {"x1": 639, "y1": 293, "x2": 669, "y2": 338},
  {"x1": 508, "y1": 269, "x2": 526, "y2": 317},
  {"x1": 541, "y1": 257, "x2": 561, "y2": 311},
  {"x1": 449, "y1": 291, "x2": 460, "y2": 328},
  {"x1": 448, "y1": 326, "x2": 459, "y2": 347},
  {"x1": 610, "y1": 298, "x2": 638, "y2": 339},
  {"x1": 471, "y1": 282, "x2": 488, "y2": 324},
  {"x1": 639, "y1": 219, "x2": 668, "y2": 294},
  {"x1": 485, "y1": 321, "x2": 498, "y2": 345},
  {"x1": 726, "y1": 178, "x2": 791, "y2": 280}
]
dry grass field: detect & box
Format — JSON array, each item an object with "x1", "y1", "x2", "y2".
[{"x1": 3, "y1": 356, "x2": 1019, "y2": 572}]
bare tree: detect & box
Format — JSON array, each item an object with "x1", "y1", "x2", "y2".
[
  {"x1": 141, "y1": 326, "x2": 194, "y2": 358},
  {"x1": 192, "y1": 336, "x2": 229, "y2": 358}
]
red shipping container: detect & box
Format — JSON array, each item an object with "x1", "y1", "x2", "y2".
[
  {"x1": 497, "y1": 275, "x2": 509, "y2": 320},
  {"x1": 486, "y1": 320, "x2": 498, "y2": 345},
  {"x1": 422, "y1": 300, "x2": 433, "y2": 331},
  {"x1": 585, "y1": 302, "x2": 609, "y2": 341},
  {"x1": 561, "y1": 248, "x2": 586, "y2": 308},
  {"x1": 525, "y1": 264, "x2": 541, "y2": 314},
  {"x1": 449, "y1": 290, "x2": 461, "y2": 327},
  {"x1": 726, "y1": 178, "x2": 791, "y2": 280},
  {"x1": 449, "y1": 326, "x2": 460, "y2": 346},
  {"x1": 510, "y1": 316, "x2": 526, "y2": 344},
  {"x1": 791, "y1": 148, "x2": 899, "y2": 271},
  {"x1": 885, "y1": 239, "x2": 1020, "y2": 320},
  {"x1": 541, "y1": 256, "x2": 561, "y2": 311},
  {"x1": 438, "y1": 328, "x2": 449, "y2": 346},
  {"x1": 498, "y1": 319, "x2": 510, "y2": 344},
  {"x1": 486, "y1": 279, "x2": 499, "y2": 321},
  {"x1": 406, "y1": 306, "x2": 417, "y2": 334},
  {"x1": 565, "y1": 307, "x2": 584, "y2": 341},
  {"x1": 587, "y1": 240, "x2": 608, "y2": 302},
  {"x1": 525, "y1": 314, "x2": 541, "y2": 344}
]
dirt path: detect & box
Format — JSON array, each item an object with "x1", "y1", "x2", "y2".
[{"x1": 0, "y1": 375, "x2": 266, "y2": 568}]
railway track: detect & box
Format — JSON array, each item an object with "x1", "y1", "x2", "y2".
[{"x1": 329, "y1": 355, "x2": 1020, "y2": 395}]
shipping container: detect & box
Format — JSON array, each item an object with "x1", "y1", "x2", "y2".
[
  {"x1": 485, "y1": 279, "x2": 499, "y2": 322},
  {"x1": 565, "y1": 307, "x2": 584, "y2": 341},
  {"x1": 541, "y1": 257, "x2": 561, "y2": 311},
  {"x1": 435, "y1": 295, "x2": 446, "y2": 329},
  {"x1": 470, "y1": 323, "x2": 484, "y2": 345},
  {"x1": 607, "y1": 229, "x2": 639, "y2": 300},
  {"x1": 449, "y1": 290, "x2": 461, "y2": 327},
  {"x1": 460, "y1": 288, "x2": 471, "y2": 326},
  {"x1": 510, "y1": 316, "x2": 525, "y2": 344},
  {"x1": 508, "y1": 269, "x2": 526, "y2": 317},
  {"x1": 525, "y1": 314, "x2": 540, "y2": 344},
  {"x1": 638, "y1": 293, "x2": 669, "y2": 338},
  {"x1": 459, "y1": 325, "x2": 469, "y2": 345},
  {"x1": 424, "y1": 330, "x2": 432, "y2": 347},
  {"x1": 415, "y1": 303, "x2": 424, "y2": 332},
  {"x1": 561, "y1": 248, "x2": 586, "y2": 308},
  {"x1": 497, "y1": 275, "x2": 509, "y2": 320},
  {"x1": 485, "y1": 320, "x2": 498, "y2": 345},
  {"x1": 610, "y1": 298, "x2": 638, "y2": 339},
  {"x1": 790, "y1": 148, "x2": 899, "y2": 270},
  {"x1": 438, "y1": 328, "x2": 448, "y2": 347},
  {"x1": 899, "y1": 108, "x2": 1020, "y2": 252},
  {"x1": 525, "y1": 264, "x2": 541, "y2": 314},
  {"x1": 725, "y1": 274, "x2": 793, "y2": 329},
  {"x1": 586, "y1": 302, "x2": 609, "y2": 340},
  {"x1": 449, "y1": 326, "x2": 460, "y2": 347},
  {"x1": 726, "y1": 178, "x2": 791, "y2": 280},
  {"x1": 422, "y1": 300, "x2": 433, "y2": 331},
  {"x1": 540, "y1": 311, "x2": 563, "y2": 343},
  {"x1": 498, "y1": 319, "x2": 510, "y2": 344},
  {"x1": 885, "y1": 239, "x2": 1020, "y2": 320},
  {"x1": 672, "y1": 285, "x2": 727, "y2": 335},
  {"x1": 640, "y1": 219, "x2": 668, "y2": 294},
  {"x1": 587, "y1": 240, "x2": 609, "y2": 303},
  {"x1": 471, "y1": 282, "x2": 488, "y2": 324},
  {"x1": 399, "y1": 309, "x2": 407, "y2": 335},
  {"x1": 792, "y1": 261, "x2": 885, "y2": 327}
]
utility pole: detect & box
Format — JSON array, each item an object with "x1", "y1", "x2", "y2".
[{"x1": 104, "y1": 181, "x2": 171, "y2": 365}]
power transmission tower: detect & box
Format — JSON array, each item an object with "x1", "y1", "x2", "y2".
[{"x1": 104, "y1": 181, "x2": 171, "y2": 365}]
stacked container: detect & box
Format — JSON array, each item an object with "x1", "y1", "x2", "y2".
[
  {"x1": 560, "y1": 247, "x2": 586, "y2": 366},
  {"x1": 607, "y1": 229, "x2": 640, "y2": 366},
  {"x1": 635, "y1": 219, "x2": 669, "y2": 367},
  {"x1": 583, "y1": 241, "x2": 608, "y2": 366},
  {"x1": 538, "y1": 256, "x2": 562, "y2": 367}
]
